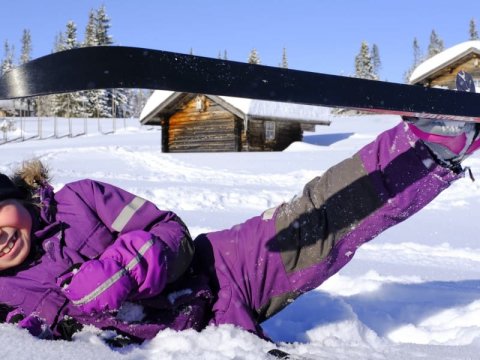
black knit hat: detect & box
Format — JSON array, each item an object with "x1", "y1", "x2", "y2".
[{"x1": 0, "y1": 174, "x2": 24, "y2": 201}]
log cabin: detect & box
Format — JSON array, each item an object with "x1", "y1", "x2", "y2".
[
  {"x1": 409, "y1": 40, "x2": 480, "y2": 90},
  {"x1": 140, "y1": 91, "x2": 331, "y2": 152},
  {"x1": 0, "y1": 99, "x2": 34, "y2": 117}
]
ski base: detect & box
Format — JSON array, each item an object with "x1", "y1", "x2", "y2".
[{"x1": 1, "y1": 46, "x2": 480, "y2": 123}]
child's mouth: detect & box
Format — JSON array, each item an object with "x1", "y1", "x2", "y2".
[{"x1": 0, "y1": 231, "x2": 18, "y2": 258}]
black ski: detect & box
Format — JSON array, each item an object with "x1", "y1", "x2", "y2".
[
  {"x1": 1, "y1": 45, "x2": 480, "y2": 122},
  {"x1": 268, "y1": 348, "x2": 314, "y2": 360}
]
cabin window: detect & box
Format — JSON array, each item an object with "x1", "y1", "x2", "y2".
[
  {"x1": 265, "y1": 121, "x2": 275, "y2": 141},
  {"x1": 195, "y1": 96, "x2": 206, "y2": 111}
]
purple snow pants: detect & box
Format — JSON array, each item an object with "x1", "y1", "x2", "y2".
[{"x1": 193, "y1": 122, "x2": 460, "y2": 336}]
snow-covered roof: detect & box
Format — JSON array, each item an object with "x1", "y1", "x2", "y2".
[
  {"x1": 0, "y1": 100, "x2": 15, "y2": 109},
  {"x1": 409, "y1": 40, "x2": 480, "y2": 84},
  {"x1": 140, "y1": 90, "x2": 332, "y2": 124}
]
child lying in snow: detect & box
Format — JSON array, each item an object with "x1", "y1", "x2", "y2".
[{"x1": 0, "y1": 115, "x2": 478, "y2": 344}]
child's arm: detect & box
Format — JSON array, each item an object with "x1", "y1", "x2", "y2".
[{"x1": 55, "y1": 180, "x2": 195, "y2": 314}]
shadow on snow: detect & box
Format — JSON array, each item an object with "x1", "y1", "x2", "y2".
[
  {"x1": 303, "y1": 132, "x2": 355, "y2": 146},
  {"x1": 262, "y1": 279, "x2": 480, "y2": 343}
]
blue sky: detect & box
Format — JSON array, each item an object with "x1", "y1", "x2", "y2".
[{"x1": 1, "y1": 0, "x2": 479, "y2": 83}]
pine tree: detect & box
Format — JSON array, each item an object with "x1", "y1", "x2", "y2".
[
  {"x1": 427, "y1": 30, "x2": 444, "y2": 58},
  {"x1": 217, "y1": 50, "x2": 228, "y2": 60},
  {"x1": 49, "y1": 22, "x2": 84, "y2": 117},
  {"x1": 20, "y1": 29, "x2": 32, "y2": 64},
  {"x1": 280, "y1": 47, "x2": 288, "y2": 69},
  {"x1": 20, "y1": 29, "x2": 35, "y2": 116},
  {"x1": 82, "y1": 6, "x2": 116, "y2": 118},
  {"x1": 247, "y1": 48, "x2": 261, "y2": 64},
  {"x1": 370, "y1": 44, "x2": 381, "y2": 79},
  {"x1": 96, "y1": 6, "x2": 121, "y2": 117},
  {"x1": 83, "y1": 9, "x2": 99, "y2": 117},
  {"x1": 96, "y1": 5, "x2": 113, "y2": 45},
  {"x1": 404, "y1": 37, "x2": 424, "y2": 83},
  {"x1": 84, "y1": 9, "x2": 98, "y2": 47},
  {"x1": 64, "y1": 22, "x2": 84, "y2": 117},
  {"x1": 65, "y1": 21, "x2": 79, "y2": 50},
  {"x1": 354, "y1": 41, "x2": 376, "y2": 80},
  {"x1": 413, "y1": 37, "x2": 422, "y2": 66},
  {"x1": 1, "y1": 40, "x2": 15, "y2": 75},
  {"x1": 53, "y1": 31, "x2": 66, "y2": 52},
  {"x1": 470, "y1": 18, "x2": 479, "y2": 40}
]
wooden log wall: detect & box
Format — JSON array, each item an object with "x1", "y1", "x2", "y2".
[
  {"x1": 428, "y1": 57, "x2": 480, "y2": 89},
  {"x1": 165, "y1": 96, "x2": 242, "y2": 152},
  {"x1": 247, "y1": 119, "x2": 302, "y2": 151}
]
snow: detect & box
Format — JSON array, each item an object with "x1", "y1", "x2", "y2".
[
  {"x1": 409, "y1": 40, "x2": 480, "y2": 84},
  {"x1": 1, "y1": 114, "x2": 480, "y2": 359}
]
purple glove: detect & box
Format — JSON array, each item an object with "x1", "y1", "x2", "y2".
[
  {"x1": 58, "y1": 230, "x2": 167, "y2": 314},
  {"x1": 59, "y1": 257, "x2": 134, "y2": 314},
  {"x1": 7, "y1": 309, "x2": 52, "y2": 339}
]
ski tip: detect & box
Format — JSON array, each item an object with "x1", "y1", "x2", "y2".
[
  {"x1": 456, "y1": 70, "x2": 476, "y2": 93},
  {"x1": 268, "y1": 349, "x2": 311, "y2": 360}
]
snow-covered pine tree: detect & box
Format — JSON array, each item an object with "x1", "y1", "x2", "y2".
[
  {"x1": 53, "y1": 32, "x2": 65, "y2": 52},
  {"x1": 48, "y1": 21, "x2": 87, "y2": 118},
  {"x1": 110, "y1": 88, "x2": 132, "y2": 118},
  {"x1": 427, "y1": 30, "x2": 444, "y2": 58},
  {"x1": 217, "y1": 50, "x2": 227, "y2": 60},
  {"x1": 128, "y1": 89, "x2": 153, "y2": 118},
  {"x1": 64, "y1": 22, "x2": 85, "y2": 117},
  {"x1": 33, "y1": 32, "x2": 65, "y2": 117},
  {"x1": 370, "y1": 44, "x2": 381, "y2": 79},
  {"x1": 403, "y1": 37, "x2": 423, "y2": 83},
  {"x1": 470, "y1": 18, "x2": 479, "y2": 40},
  {"x1": 65, "y1": 21, "x2": 79, "y2": 50},
  {"x1": 20, "y1": 29, "x2": 35, "y2": 116},
  {"x1": 280, "y1": 47, "x2": 288, "y2": 69},
  {"x1": 1, "y1": 40, "x2": 15, "y2": 75},
  {"x1": 354, "y1": 41, "x2": 376, "y2": 80},
  {"x1": 248, "y1": 48, "x2": 261, "y2": 64},
  {"x1": 96, "y1": 5, "x2": 114, "y2": 46},
  {"x1": 82, "y1": 7, "x2": 112, "y2": 118},
  {"x1": 95, "y1": 5, "x2": 128, "y2": 118},
  {"x1": 20, "y1": 29, "x2": 32, "y2": 65},
  {"x1": 412, "y1": 37, "x2": 422, "y2": 67},
  {"x1": 82, "y1": 10, "x2": 100, "y2": 118},
  {"x1": 84, "y1": 9, "x2": 98, "y2": 47}
]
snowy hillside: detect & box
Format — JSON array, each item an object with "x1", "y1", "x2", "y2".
[{"x1": 1, "y1": 115, "x2": 480, "y2": 359}]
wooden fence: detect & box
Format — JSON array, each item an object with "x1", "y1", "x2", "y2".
[{"x1": 0, "y1": 117, "x2": 144, "y2": 144}]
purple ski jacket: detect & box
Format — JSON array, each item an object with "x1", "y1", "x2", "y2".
[{"x1": 0, "y1": 122, "x2": 463, "y2": 342}]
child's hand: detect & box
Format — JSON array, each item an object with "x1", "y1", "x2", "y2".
[
  {"x1": 7, "y1": 310, "x2": 53, "y2": 339},
  {"x1": 58, "y1": 258, "x2": 134, "y2": 314},
  {"x1": 57, "y1": 230, "x2": 167, "y2": 314}
]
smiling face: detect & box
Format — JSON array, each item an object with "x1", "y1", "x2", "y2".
[{"x1": 0, "y1": 199, "x2": 32, "y2": 271}]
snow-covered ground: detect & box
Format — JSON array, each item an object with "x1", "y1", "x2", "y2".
[{"x1": 1, "y1": 114, "x2": 480, "y2": 359}]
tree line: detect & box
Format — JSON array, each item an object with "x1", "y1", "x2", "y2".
[
  {"x1": 1, "y1": 6, "x2": 150, "y2": 118},
  {"x1": 402, "y1": 18, "x2": 479, "y2": 83},
  {"x1": 356, "y1": 18, "x2": 480, "y2": 83}
]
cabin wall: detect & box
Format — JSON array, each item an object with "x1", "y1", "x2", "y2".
[
  {"x1": 426, "y1": 57, "x2": 480, "y2": 89},
  {"x1": 246, "y1": 118, "x2": 302, "y2": 151},
  {"x1": 165, "y1": 96, "x2": 243, "y2": 152}
]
